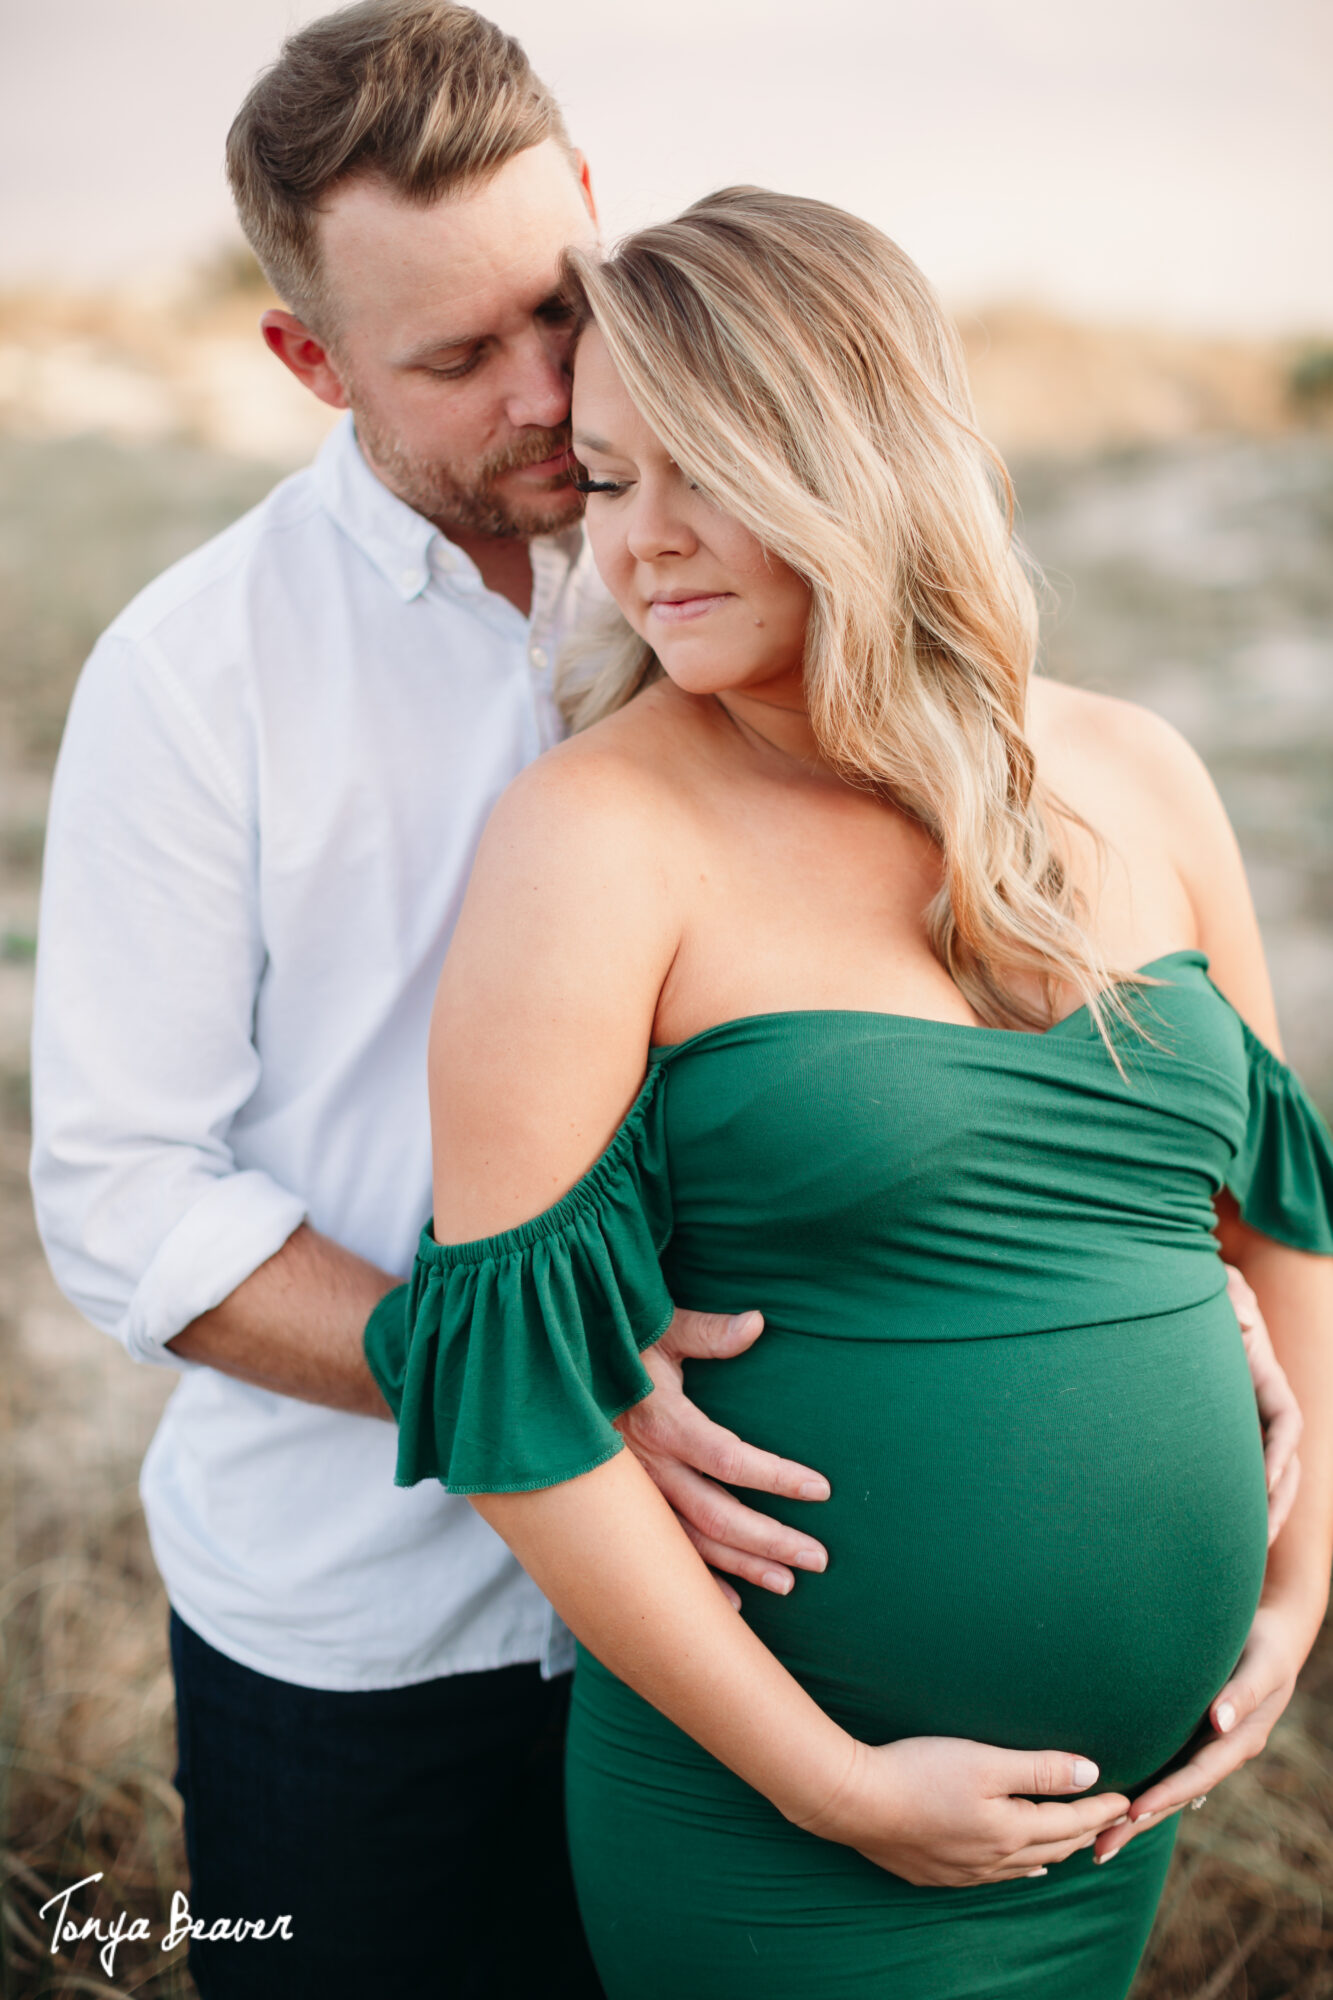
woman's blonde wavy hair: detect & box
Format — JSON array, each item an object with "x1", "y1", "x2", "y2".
[{"x1": 559, "y1": 186, "x2": 1132, "y2": 1036}]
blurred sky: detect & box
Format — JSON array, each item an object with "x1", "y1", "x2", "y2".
[{"x1": 2, "y1": 0, "x2": 1330, "y2": 331}]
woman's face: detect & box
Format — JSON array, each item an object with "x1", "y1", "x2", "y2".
[{"x1": 571, "y1": 327, "x2": 812, "y2": 703}]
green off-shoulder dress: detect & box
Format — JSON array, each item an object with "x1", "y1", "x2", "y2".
[{"x1": 368, "y1": 952, "x2": 1333, "y2": 2000}]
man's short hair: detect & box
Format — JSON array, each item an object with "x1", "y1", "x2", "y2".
[{"x1": 226, "y1": 0, "x2": 573, "y2": 332}]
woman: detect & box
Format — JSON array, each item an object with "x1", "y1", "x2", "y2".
[{"x1": 369, "y1": 190, "x2": 1333, "y2": 1997}]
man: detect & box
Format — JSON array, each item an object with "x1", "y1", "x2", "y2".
[
  {"x1": 29, "y1": 4, "x2": 1302, "y2": 1997},
  {"x1": 29, "y1": 8, "x2": 829, "y2": 1995}
]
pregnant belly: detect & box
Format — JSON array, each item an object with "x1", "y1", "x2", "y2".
[{"x1": 685, "y1": 1292, "x2": 1268, "y2": 1794}]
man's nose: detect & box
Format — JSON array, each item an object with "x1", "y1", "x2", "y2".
[{"x1": 503, "y1": 328, "x2": 572, "y2": 432}]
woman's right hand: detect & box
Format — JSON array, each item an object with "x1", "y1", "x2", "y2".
[{"x1": 794, "y1": 1736, "x2": 1130, "y2": 1887}]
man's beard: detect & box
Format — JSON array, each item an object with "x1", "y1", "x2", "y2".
[{"x1": 351, "y1": 402, "x2": 581, "y2": 541}]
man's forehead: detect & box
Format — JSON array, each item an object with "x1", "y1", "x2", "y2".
[{"x1": 318, "y1": 144, "x2": 594, "y2": 344}]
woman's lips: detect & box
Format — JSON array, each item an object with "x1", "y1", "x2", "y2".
[{"x1": 649, "y1": 594, "x2": 732, "y2": 623}]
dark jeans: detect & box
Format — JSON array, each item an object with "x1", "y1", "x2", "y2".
[{"x1": 169, "y1": 1611, "x2": 605, "y2": 2000}]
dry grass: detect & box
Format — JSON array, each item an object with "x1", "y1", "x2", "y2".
[{"x1": 0, "y1": 1060, "x2": 187, "y2": 1996}]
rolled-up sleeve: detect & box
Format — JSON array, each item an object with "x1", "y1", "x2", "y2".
[{"x1": 30, "y1": 628, "x2": 307, "y2": 1365}]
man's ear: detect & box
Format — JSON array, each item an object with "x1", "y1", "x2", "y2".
[
  {"x1": 260, "y1": 311, "x2": 350, "y2": 410},
  {"x1": 573, "y1": 152, "x2": 599, "y2": 230}
]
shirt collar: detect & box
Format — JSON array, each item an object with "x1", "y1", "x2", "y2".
[
  {"x1": 312, "y1": 413, "x2": 584, "y2": 606},
  {"x1": 312, "y1": 415, "x2": 438, "y2": 600}
]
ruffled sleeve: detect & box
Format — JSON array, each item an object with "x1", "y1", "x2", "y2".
[
  {"x1": 388, "y1": 1065, "x2": 676, "y2": 1494},
  {"x1": 1226, "y1": 1017, "x2": 1333, "y2": 1254}
]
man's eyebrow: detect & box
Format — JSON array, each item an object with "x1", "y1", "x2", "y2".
[{"x1": 401, "y1": 292, "x2": 573, "y2": 368}]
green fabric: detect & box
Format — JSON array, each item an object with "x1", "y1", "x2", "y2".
[
  {"x1": 363, "y1": 1282, "x2": 411, "y2": 1409},
  {"x1": 393, "y1": 1067, "x2": 674, "y2": 1491},
  {"x1": 569, "y1": 1648, "x2": 1179, "y2": 2000},
  {"x1": 1229, "y1": 1013, "x2": 1333, "y2": 1251},
  {"x1": 391, "y1": 950, "x2": 1333, "y2": 1998}
]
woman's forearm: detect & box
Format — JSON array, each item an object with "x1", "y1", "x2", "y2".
[{"x1": 474, "y1": 1448, "x2": 857, "y2": 1826}]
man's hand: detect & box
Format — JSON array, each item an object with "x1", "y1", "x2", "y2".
[
  {"x1": 1092, "y1": 1600, "x2": 1306, "y2": 1865},
  {"x1": 615, "y1": 1308, "x2": 830, "y2": 1605},
  {"x1": 1227, "y1": 1263, "x2": 1303, "y2": 1544}
]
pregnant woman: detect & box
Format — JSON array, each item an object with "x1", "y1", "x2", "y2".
[{"x1": 369, "y1": 190, "x2": 1333, "y2": 1997}]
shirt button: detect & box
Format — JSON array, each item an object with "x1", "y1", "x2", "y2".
[{"x1": 530, "y1": 645, "x2": 549, "y2": 669}]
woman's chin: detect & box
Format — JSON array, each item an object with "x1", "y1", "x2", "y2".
[
  {"x1": 653, "y1": 652, "x2": 784, "y2": 700},
  {"x1": 659, "y1": 667, "x2": 748, "y2": 699}
]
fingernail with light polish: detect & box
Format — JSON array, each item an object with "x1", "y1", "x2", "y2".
[
  {"x1": 796, "y1": 1545, "x2": 828, "y2": 1571},
  {"x1": 799, "y1": 1478, "x2": 832, "y2": 1501},
  {"x1": 1026, "y1": 1867, "x2": 1048, "y2": 1878},
  {"x1": 1093, "y1": 1850, "x2": 1115, "y2": 1866},
  {"x1": 1071, "y1": 1759, "x2": 1099, "y2": 1788},
  {"x1": 1215, "y1": 1701, "x2": 1236, "y2": 1733},
  {"x1": 1108, "y1": 1816, "x2": 1128, "y2": 1828},
  {"x1": 762, "y1": 1569, "x2": 793, "y2": 1594}
]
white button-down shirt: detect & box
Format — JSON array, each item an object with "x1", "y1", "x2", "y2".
[{"x1": 30, "y1": 415, "x2": 592, "y2": 1689}]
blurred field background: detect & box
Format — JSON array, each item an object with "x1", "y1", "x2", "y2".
[
  {"x1": 0, "y1": 262, "x2": 1330, "y2": 2000},
  {"x1": 3, "y1": 0, "x2": 1332, "y2": 1990}
]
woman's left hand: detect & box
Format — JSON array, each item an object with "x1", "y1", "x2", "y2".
[{"x1": 1091, "y1": 1600, "x2": 1306, "y2": 1863}]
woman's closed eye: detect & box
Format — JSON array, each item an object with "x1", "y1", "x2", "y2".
[
  {"x1": 570, "y1": 464, "x2": 631, "y2": 497},
  {"x1": 570, "y1": 465, "x2": 704, "y2": 499}
]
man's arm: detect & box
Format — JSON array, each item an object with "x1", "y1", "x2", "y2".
[
  {"x1": 170, "y1": 1232, "x2": 833, "y2": 1608},
  {"x1": 30, "y1": 626, "x2": 307, "y2": 1361},
  {"x1": 167, "y1": 1222, "x2": 396, "y2": 1415},
  {"x1": 33, "y1": 627, "x2": 829, "y2": 1588}
]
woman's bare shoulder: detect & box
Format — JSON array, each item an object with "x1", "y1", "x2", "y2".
[
  {"x1": 1029, "y1": 676, "x2": 1224, "y2": 841},
  {"x1": 1029, "y1": 677, "x2": 1279, "y2": 1041},
  {"x1": 494, "y1": 682, "x2": 710, "y2": 846},
  {"x1": 451, "y1": 683, "x2": 711, "y2": 1026},
  {"x1": 428, "y1": 690, "x2": 707, "y2": 1237},
  {"x1": 1030, "y1": 674, "x2": 1199, "y2": 775}
]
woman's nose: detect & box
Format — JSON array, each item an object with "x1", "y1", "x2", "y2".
[{"x1": 626, "y1": 481, "x2": 698, "y2": 562}]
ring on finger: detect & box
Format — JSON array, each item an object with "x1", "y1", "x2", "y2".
[{"x1": 1189, "y1": 1795, "x2": 1207, "y2": 1811}]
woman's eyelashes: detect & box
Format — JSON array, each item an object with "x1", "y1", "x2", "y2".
[
  {"x1": 570, "y1": 463, "x2": 705, "y2": 498},
  {"x1": 570, "y1": 464, "x2": 630, "y2": 496}
]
